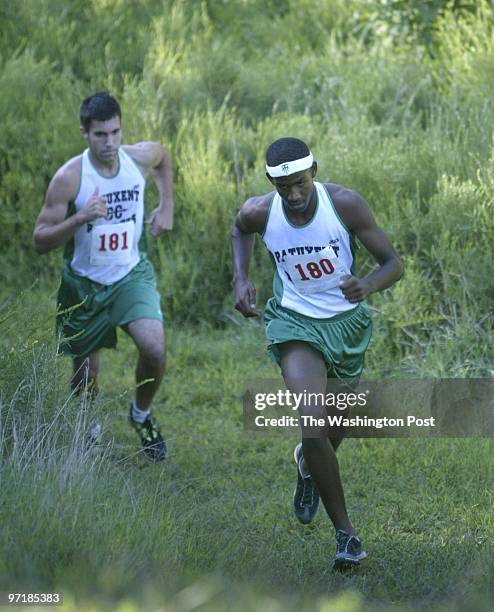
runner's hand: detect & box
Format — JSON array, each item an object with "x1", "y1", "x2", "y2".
[
  {"x1": 77, "y1": 187, "x2": 107, "y2": 223},
  {"x1": 339, "y1": 274, "x2": 372, "y2": 303},
  {"x1": 145, "y1": 206, "x2": 173, "y2": 237},
  {"x1": 234, "y1": 279, "x2": 261, "y2": 317}
]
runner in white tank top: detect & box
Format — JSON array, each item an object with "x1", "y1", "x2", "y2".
[
  {"x1": 262, "y1": 181, "x2": 355, "y2": 318},
  {"x1": 232, "y1": 137, "x2": 404, "y2": 570},
  {"x1": 69, "y1": 147, "x2": 146, "y2": 284},
  {"x1": 33, "y1": 92, "x2": 174, "y2": 462}
]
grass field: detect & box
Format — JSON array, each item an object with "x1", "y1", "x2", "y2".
[
  {"x1": 2, "y1": 2, "x2": 494, "y2": 608},
  {"x1": 1, "y1": 288, "x2": 493, "y2": 611}
]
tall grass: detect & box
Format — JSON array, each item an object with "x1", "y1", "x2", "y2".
[
  {"x1": 0, "y1": 290, "x2": 493, "y2": 610},
  {"x1": 1, "y1": 2, "x2": 494, "y2": 608}
]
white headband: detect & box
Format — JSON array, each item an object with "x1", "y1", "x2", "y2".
[{"x1": 266, "y1": 153, "x2": 314, "y2": 178}]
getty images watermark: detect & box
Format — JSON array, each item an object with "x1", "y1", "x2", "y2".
[
  {"x1": 243, "y1": 379, "x2": 494, "y2": 437},
  {"x1": 253, "y1": 389, "x2": 434, "y2": 429}
]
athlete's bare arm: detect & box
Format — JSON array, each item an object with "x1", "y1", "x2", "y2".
[
  {"x1": 231, "y1": 193, "x2": 273, "y2": 317},
  {"x1": 326, "y1": 183, "x2": 404, "y2": 303},
  {"x1": 32, "y1": 157, "x2": 107, "y2": 254},
  {"x1": 123, "y1": 142, "x2": 174, "y2": 236}
]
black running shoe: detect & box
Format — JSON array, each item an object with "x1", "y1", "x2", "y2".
[
  {"x1": 129, "y1": 405, "x2": 167, "y2": 462},
  {"x1": 333, "y1": 529, "x2": 367, "y2": 570},
  {"x1": 293, "y1": 442, "x2": 320, "y2": 524}
]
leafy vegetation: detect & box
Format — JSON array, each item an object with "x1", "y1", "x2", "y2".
[{"x1": 1, "y1": 1, "x2": 494, "y2": 609}]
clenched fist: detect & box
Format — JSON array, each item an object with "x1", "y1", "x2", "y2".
[{"x1": 77, "y1": 186, "x2": 108, "y2": 224}]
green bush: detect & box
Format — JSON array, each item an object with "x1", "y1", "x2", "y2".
[{"x1": 0, "y1": 0, "x2": 493, "y2": 342}]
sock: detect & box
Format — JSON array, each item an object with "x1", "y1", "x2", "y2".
[
  {"x1": 131, "y1": 400, "x2": 151, "y2": 424},
  {"x1": 89, "y1": 422, "x2": 102, "y2": 440}
]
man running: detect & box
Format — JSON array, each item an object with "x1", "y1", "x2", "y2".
[
  {"x1": 231, "y1": 137, "x2": 403, "y2": 569},
  {"x1": 33, "y1": 92, "x2": 174, "y2": 461}
]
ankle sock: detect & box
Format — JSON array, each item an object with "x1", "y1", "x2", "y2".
[{"x1": 131, "y1": 400, "x2": 151, "y2": 424}]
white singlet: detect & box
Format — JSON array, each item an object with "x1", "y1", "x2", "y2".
[
  {"x1": 262, "y1": 181, "x2": 356, "y2": 319},
  {"x1": 69, "y1": 148, "x2": 146, "y2": 284}
]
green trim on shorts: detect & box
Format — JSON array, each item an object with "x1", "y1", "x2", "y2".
[
  {"x1": 263, "y1": 297, "x2": 372, "y2": 380},
  {"x1": 56, "y1": 255, "x2": 163, "y2": 358}
]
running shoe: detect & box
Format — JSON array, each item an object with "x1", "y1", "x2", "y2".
[
  {"x1": 129, "y1": 405, "x2": 167, "y2": 461},
  {"x1": 293, "y1": 442, "x2": 320, "y2": 524},
  {"x1": 333, "y1": 529, "x2": 367, "y2": 570}
]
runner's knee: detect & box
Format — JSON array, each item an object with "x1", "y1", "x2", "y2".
[{"x1": 138, "y1": 341, "x2": 165, "y2": 368}]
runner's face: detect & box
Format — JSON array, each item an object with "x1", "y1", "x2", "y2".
[
  {"x1": 82, "y1": 116, "x2": 122, "y2": 166},
  {"x1": 270, "y1": 166, "x2": 316, "y2": 213}
]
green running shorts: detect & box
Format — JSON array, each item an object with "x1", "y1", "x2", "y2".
[
  {"x1": 56, "y1": 255, "x2": 163, "y2": 358},
  {"x1": 264, "y1": 298, "x2": 372, "y2": 380}
]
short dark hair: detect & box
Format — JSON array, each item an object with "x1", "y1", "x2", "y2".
[
  {"x1": 265, "y1": 137, "x2": 310, "y2": 167},
  {"x1": 80, "y1": 91, "x2": 121, "y2": 131}
]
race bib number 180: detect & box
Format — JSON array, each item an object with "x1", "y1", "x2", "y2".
[
  {"x1": 90, "y1": 221, "x2": 135, "y2": 266},
  {"x1": 280, "y1": 246, "x2": 348, "y2": 294}
]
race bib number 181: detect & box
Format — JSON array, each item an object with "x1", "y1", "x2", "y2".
[{"x1": 90, "y1": 221, "x2": 135, "y2": 266}]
